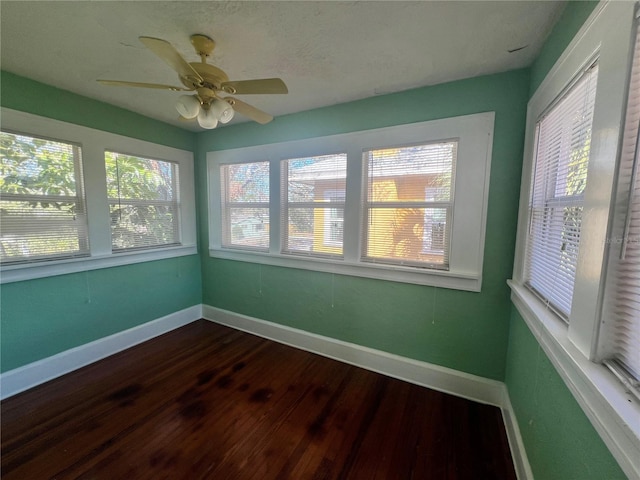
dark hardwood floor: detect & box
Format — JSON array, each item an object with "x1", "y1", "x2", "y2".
[{"x1": 1, "y1": 320, "x2": 516, "y2": 479}]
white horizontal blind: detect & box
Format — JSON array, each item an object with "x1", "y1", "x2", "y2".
[
  {"x1": 600, "y1": 24, "x2": 640, "y2": 386},
  {"x1": 362, "y1": 141, "x2": 456, "y2": 269},
  {"x1": 220, "y1": 161, "x2": 270, "y2": 251},
  {"x1": 281, "y1": 154, "x2": 347, "y2": 257},
  {"x1": 525, "y1": 63, "x2": 599, "y2": 319},
  {"x1": 0, "y1": 131, "x2": 89, "y2": 263},
  {"x1": 105, "y1": 151, "x2": 180, "y2": 251}
]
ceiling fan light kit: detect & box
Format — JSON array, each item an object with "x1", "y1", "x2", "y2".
[
  {"x1": 97, "y1": 34, "x2": 288, "y2": 128},
  {"x1": 197, "y1": 105, "x2": 219, "y2": 129},
  {"x1": 212, "y1": 98, "x2": 235, "y2": 124},
  {"x1": 175, "y1": 94, "x2": 200, "y2": 119}
]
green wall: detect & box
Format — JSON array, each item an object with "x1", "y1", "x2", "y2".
[
  {"x1": 197, "y1": 68, "x2": 530, "y2": 381},
  {"x1": 505, "y1": 307, "x2": 625, "y2": 479},
  {"x1": 1, "y1": 257, "x2": 202, "y2": 371},
  {"x1": 0, "y1": 71, "x2": 201, "y2": 372},
  {"x1": 506, "y1": 1, "x2": 626, "y2": 477},
  {"x1": 0, "y1": 71, "x2": 194, "y2": 151}
]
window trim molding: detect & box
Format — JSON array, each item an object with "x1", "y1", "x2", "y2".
[
  {"x1": 220, "y1": 161, "x2": 270, "y2": 251},
  {"x1": 207, "y1": 113, "x2": 494, "y2": 292},
  {"x1": 510, "y1": 2, "x2": 640, "y2": 478},
  {"x1": 360, "y1": 140, "x2": 456, "y2": 270},
  {"x1": 0, "y1": 108, "x2": 197, "y2": 284},
  {"x1": 105, "y1": 151, "x2": 182, "y2": 252},
  {"x1": 0, "y1": 130, "x2": 90, "y2": 263}
]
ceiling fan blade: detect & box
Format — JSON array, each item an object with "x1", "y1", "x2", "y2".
[
  {"x1": 139, "y1": 36, "x2": 203, "y2": 82},
  {"x1": 221, "y1": 78, "x2": 288, "y2": 95},
  {"x1": 225, "y1": 97, "x2": 273, "y2": 124},
  {"x1": 97, "y1": 79, "x2": 190, "y2": 91}
]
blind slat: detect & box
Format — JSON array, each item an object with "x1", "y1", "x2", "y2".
[
  {"x1": 282, "y1": 154, "x2": 347, "y2": 257},
  {"x1": 362, "y1": 141, "x2": 457, "y2": 269},
  {"x1": 105, "y1": 151, "x2": 180, "y2": 252},
  {"x1": 525, "y1": 64, "x2": 599, "y2": 319},
  {"x1": 220, "y1": 161, "x2": 270, "y2": 250},
  {"x1": 1, "y1": 131, "x2": 89, "y2": 263},
  {"x1": 600, "y1": 25, "x2": 640, "y2": 385}
]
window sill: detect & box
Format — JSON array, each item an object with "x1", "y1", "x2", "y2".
[
  {"x1": 0, "y1": 245, "x2": 198, "y2": 284},
  {"x1": 508, "y1": 280, "x2": 640, "y2": 478},
  {"x1": 210, "y1": 247, "x2": 481, "y2": 291}
]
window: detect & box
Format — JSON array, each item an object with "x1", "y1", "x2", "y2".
[
  {"x1": 510, "y1": 3, "x2": 639, "y2": 477},
  {"x1": 0, "y1": 131, "x2": 88, "y2": 263},
  {"x1": 525, "y1": 63, "x2": 598, "y2": 319},
  {"x1": 598, "y1": 22, "x2": 640, "y2": 396},
  {"x1": 208, "y1": 113, "x2": 494, "y2": 291},
  {"x1": 282, "y1": 154, "x2": 347, "y2": 257},
  {"x1": 0, "y1": 108, "x2": 197, "y2": 283},
  {"x1": 221, "y1": 161, "x2": 269, "y2": 251},
  {"x1": 362, "y1": 142, "x2": 456, "y2": 269},
  {"x1": 106, "y1": 152, "x2": 180, "y2": 251}
]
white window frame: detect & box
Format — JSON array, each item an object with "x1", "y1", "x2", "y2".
[
  {"x1": 1, "y1": 130, "x2": 90, "y2": 263},
  {"x1": 281, "y1": 154, "x2": 348, "y2": 258},
  {"x1": 361, "y1": 140, "x2": 457, "y2": 270},
  {"x1": 510, "y1": 3, "x2": 640, "y2": 478},
  {"x1": 208, "y1": 113, "x2": 494, "y2": 292},
  {"x1": 0, "y1": 108, "x2": 197, "y2": 284},
  {"x1": 106, "y1": 151, "x2": 181, "y2": 252},
  {"x1": 220, "y1": 160, "x2": 270, "y2": 252}
]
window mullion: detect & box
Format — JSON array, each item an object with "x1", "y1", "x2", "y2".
[
  {"x1": 343, "y1": 147, "x2": 363, "y2": 263},
  {"x1": 270, "y1": 158, "x2": 281, "y2": 255},
  {"x1": 82, "y1": 143, "x2": 112, "y2": 257}
]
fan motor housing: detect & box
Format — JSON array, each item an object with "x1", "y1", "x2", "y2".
[{"x1": 181, "y1": 63, "x2": 229, "y2": 90}]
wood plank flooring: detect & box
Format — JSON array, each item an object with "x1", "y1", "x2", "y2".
[{"x1": 1, "y1": 320, "x2": 516, "y2": 479}]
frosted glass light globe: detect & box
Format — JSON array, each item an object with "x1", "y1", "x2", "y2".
[
  {"x1": 175, "y1": 95, "x2": 200, "y2": 119},
  {"x1": 197, "y1": 107, "x2": 218, "y2": 129},
  {"x1": 210, "y1": 98, "x2": 235, "y2": 124}
]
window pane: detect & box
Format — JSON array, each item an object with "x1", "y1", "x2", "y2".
[
  {"x1": 287, "y1": 154, "x2": 347, "y2": 202},
  {"x1": 105, "y1": 152, "x2": 176, "y2": 201},
  {"x1": 1, "y1": 133, "x2": 79, "y2": 196},
  {"x1": 105, "y1": 151, "x2": 179, "y2": 251},
  {"x1": 224, "y1": 162, "x2": 269, "y2": 203},
  {"x1": 221, "y1": 161, "x2": 270, "y2": 251},
  {"x1": 366, "y1": 143, "x2": 455, "y2": 203},
  {"x1": 362, "y1": 141, "x2": 455, "y2": 269},
  {"x1": 286, "y1": 207, "x2": 344, "y2": 255},
  {"x1": 525, "y1": 63, "x2": 598, "y2": 319},
  {"x1": 228, "y1": 207, "x2": 269, "y2": 249},
  {"x1": 365, "y1": 207, "x2": 448, "y2": 267},
  {"x1": 1, "y1": 200, "x2": 87, "y2": 261},
  {"x1": 1, "y1": 131, "x2": 88, "y2": 263},
  {"x1": 283, "y1": 154, "x2": 347, "y2": 257},
  {"x1": 110, "y1": 203, "x2": 179, "y2": 251},
  {"x1": 528, "y1": 205, "x2": 582, "y2": 315},
  {"x1": 324, "y1": 191, "x2": 345, "y2": 247}
]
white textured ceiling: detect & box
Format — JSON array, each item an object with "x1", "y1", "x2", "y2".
[{"x1": 0, "y1": 1, "x2": 564, "y2": 131}]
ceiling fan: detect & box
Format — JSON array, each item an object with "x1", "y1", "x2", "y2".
[{"x1": 98, "y1": 34, "x2": 288, "y2": 129}]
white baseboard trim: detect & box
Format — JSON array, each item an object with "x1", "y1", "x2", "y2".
[
  {"x1": 0, "y1": 304, "x2": 202, "y2": 400},
  {"x1": 501, "y1": 385, "x2": 535, "y2": 480},
  {"x1": 202, "y1": 305, "x2": 532, "y2": 479},
  {"x1": 202, "y1": 305, "x2": 504, "y2": 405},
  {"x1": 203, "y1": 304, "x2": 532, "y2": 479}
]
